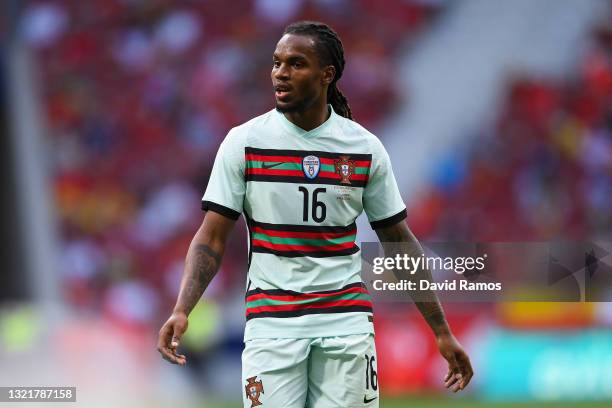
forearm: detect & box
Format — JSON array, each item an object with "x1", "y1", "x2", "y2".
[
  {"x1": 376, "y1": 223, "x2": 451, "y2": 337},
  {"x1": 411, "y1": 289, "x2": 451, "y2": 337},
  {"x1": 173, "y1": 236, "x2": 223, "y2": 316},
  {"x1": 402, "y1": 236, "x2": 450, "y2": 337}
]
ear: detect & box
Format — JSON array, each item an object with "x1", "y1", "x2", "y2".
[{"x1": 322, "y1": 65, "x2": 336, "y2": 86}]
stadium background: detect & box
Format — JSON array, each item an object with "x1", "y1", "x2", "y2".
[{"x1": 1, "y1": 0, "x2": 612, "y2": 407}]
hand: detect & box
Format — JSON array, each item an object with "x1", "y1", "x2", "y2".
[
  {"x1": 157, "y1": 312, "x2": 188, "y2": 365},
  {"x1": 437, "y1": 333, "x2": 473, "y2": 392}
]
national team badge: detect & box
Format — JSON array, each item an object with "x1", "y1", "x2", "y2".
[
  {"x1": 334, "y1": 155, "x2": 355, "y2": 185},
  {"x1": 245, "y1": 376, "x2": 264, "y2": 407},
  {"x1": 302, "y1": 155, "x2": 320, "y2": 179}
]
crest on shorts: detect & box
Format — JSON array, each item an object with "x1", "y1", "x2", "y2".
[
  {"x1": 245, "y1": 376, "x2": 264, "y2": 407},
  {"x1": 302, "y1": 155, "x2": 320, "y2": 179},
  {"x1": 334, "y1": 155, "x2": 355, "y2": 185}
]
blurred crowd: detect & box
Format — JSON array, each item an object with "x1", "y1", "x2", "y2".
[
  {"x1": 14, "y1": 0, "x2": 612, "y2": 398},
  {"x1": 409, "y1": 14, "x2": 612, "y2": 242},
  {"x1": 21, "y1": 0, "x2": 441, "y2": 332}
]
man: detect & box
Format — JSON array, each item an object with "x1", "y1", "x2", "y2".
[{"x1": 158, "y1": 21, "x2": 473, "y2": 407}]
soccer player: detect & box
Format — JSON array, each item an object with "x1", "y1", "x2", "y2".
[{"x1": 158, "y1": 21, "x2": 473, "y2": 407}]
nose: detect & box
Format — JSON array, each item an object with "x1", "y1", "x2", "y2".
[{"x1": 273, "y1": 62, "x2": 290, "y2": 80}]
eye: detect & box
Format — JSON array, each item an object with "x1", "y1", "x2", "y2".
[
  {"x1": 272, "y1": 60, "x2": 280, "y2": 68},
  {"x1": 292, "y1": 61, "x2": 303, "y2": 68}
]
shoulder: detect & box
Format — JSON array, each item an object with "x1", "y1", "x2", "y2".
[{"x1": 335, "y1": 116, "x2": 387, "y2": 156}]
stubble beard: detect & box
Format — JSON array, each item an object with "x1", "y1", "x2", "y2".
[{"x1": 275, "y1": 92, "x2": 318, "y2": 114}]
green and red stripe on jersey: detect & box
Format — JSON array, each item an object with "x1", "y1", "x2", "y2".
[
  {"x1": 247, "y1": 218, "x2": 359, "y2": 258},
  {"x1": 245, "y1": 282, "x2": 373, "y2": 320},
  {"x1": 245, "y1": 147, "x2": 372, "y2": 187}
]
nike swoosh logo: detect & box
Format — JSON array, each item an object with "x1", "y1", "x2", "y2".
[
  {"x1": 261, "y1": 162, "x2": 284, "y2": 169},
  {"x1": 364, "y1": 396, "x2": 377, "y2": 404}
]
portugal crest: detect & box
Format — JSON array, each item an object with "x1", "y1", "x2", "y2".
[
  {"x1": 334, "y1": 155, "x2": 355, "y2": 185},
  {"x1": 245, "y1": 376, "x2": 264, "y2": 407},
  {"x1": 302, "y1": 155, "x2": 320, "y2": 179}
]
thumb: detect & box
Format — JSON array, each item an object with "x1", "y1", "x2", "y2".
[
  {"x1": 171, "y1": 320, "x2": 188, "y2": 347},
  {"x1": 171, "y1": 338, "x2": 180, "y2": 348},
  {"x1": 171, "y1": 329, "x2": 184, "y2": 347}
]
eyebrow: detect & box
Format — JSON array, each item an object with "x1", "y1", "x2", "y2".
[{"x1": 273, "y1": 53, "x2": 308, "y2": 62}]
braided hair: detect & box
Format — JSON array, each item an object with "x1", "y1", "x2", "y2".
[{"x1": 283, "y1": 21, "x2": 353, "y2": 120}]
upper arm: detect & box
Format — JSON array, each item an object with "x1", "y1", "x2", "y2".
[
  {"x1": 363, "y1": 137, "x2": 407, "y2": 229},
  {"x1": 201, "y1": 128, "x2": 246, "y2": 218},
  {"x1": 193, "y1": 211, "x2": 238, "y2": 253},
  {"x1": 374, "y1": 218, "x2": 412, "y2": 242},
  {"x1": 374, "y1": 219, "x2": 424, "y2": 258}
]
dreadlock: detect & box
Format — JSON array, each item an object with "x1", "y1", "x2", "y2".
[{"x1": 283, "y1": 21, "x2": 353, "y2": 120}]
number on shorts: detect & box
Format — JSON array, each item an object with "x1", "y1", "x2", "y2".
[{"x1": 364, "y1": 354, "x2": 378, "y2": 391}]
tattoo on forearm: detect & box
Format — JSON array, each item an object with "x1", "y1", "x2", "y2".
[
  {"x1": 176, "y1": 244, "x2": 221, "y2": 314},
  {"x1": 376, "y1": 223, "x2": 450, "y2": 336},
  {"x1": 416, "y1": 302, "x2": 448, "y2": 332}
]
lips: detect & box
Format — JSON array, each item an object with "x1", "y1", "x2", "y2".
[
  {"x1": 274, "y1": 84, "x2": 292, "y2": 92},
  {"x1": 274, "y1": 84, "x2": 292, "y2": 100}
]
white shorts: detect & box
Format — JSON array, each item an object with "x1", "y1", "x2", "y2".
[{"x1": 242, "y1": 333, "x2": 379, "y2": 408}]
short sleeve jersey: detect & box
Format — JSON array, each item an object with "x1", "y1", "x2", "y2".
[{"x1": 202, "y1": 106, "x2": 406, "y2": 340}]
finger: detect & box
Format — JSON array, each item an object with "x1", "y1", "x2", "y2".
[
  {"x1": 157, "y1": 321, "x2": 189, "y2": 366},
  {"x1": 459, "y1": 365, "x2": 474, "y2": 390},
  {"x1": 157, "y1": 331, "x2": 172, "y2": 355},
  {"x1": 449, "y1": 373, "x2": 463, "y2": 392},
  {"x1": 171, "y1": 336, "x2": 181, "y2": 349},
  {"x1": 158, "y1": 324, "x2": 174, "y2": 348},
  {"x1": 172, "y1": 319, "x2": 188, "y2": 342},
  {"x1": 161, "y1": 346, "x2": 187, "y2": 366},
  {"x1": 457, "y1": 354, "x2": 473, "y2": 390},
  {"x1": 174, "y1": 353, "x2": 187, "y2": 366},
  {"x1": 452, "y1": 376, "x2": 463, "y2": 393},
  {"x1": 445, "y1": 372, "x2": 460, "y2": 388},
  {"x1": 459, "y1": 374, "x2": 472, "y2": 390},
  {"x1": 444, "y1": 356, "x2": 461, "y2": 387},
  {"x1": 157, "y1": 332, "x2": 177, "y2": 364},
  {"x1": 170, "y1": 335, "x2": 184, "y2": 358},
  {"x1": 158, "y1": 346, "x2": 181, "y2": 364}
]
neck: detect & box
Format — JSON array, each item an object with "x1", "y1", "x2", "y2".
[{"x1": 283, "y1": 98, "x2": 330, "y2": 132}]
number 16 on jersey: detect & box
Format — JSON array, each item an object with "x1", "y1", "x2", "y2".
[{"x1": 298, "y1": 186, "x2": 327, "y2": 223}]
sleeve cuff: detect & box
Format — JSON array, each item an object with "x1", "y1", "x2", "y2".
[
  {"x1": 201, "y1": 200, "x2": 241, "y2": 220},
  {"x1": 369, "y1": 208, "x2": 407, "y2": 229}
]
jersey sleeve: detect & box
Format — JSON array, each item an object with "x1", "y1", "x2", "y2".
[
  {"x1": 201, "y1": 128, "x2": 246, "y2": 220},
  {"x1": 363, "y1": 138, "x2": 407, "y2": 229}
]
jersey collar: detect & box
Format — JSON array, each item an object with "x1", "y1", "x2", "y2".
[{"x1": 276, "y1": 104, "x2": 337, "y2": 137}]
